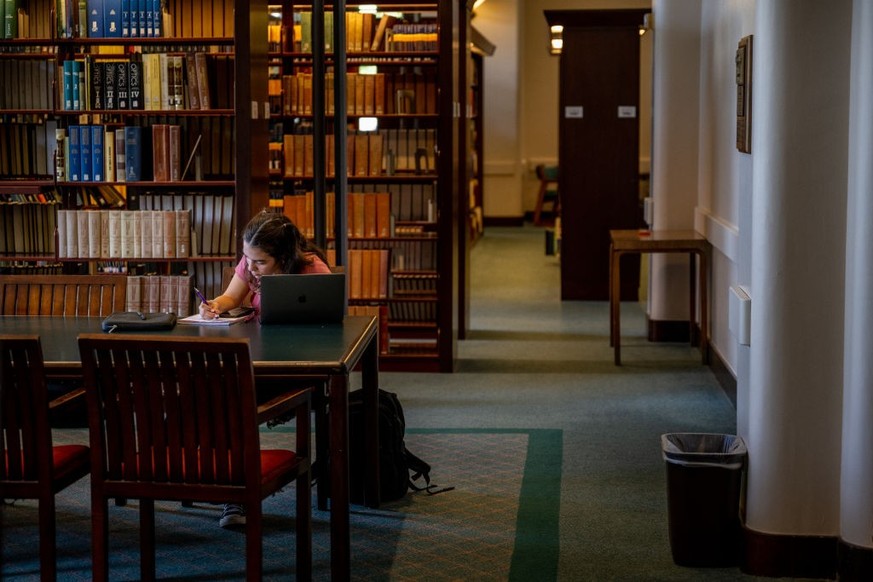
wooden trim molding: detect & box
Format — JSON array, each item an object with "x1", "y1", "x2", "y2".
[{"x1": 741, "y1": 527, "x2": 837, "y2": 579}]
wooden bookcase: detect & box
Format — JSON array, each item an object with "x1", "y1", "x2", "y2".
[
  {"x1": 268, "y1": 1, "x2": 463, "y2": 371},
  {"x1": 0, "y1": 0, "x2": 467, "y2": 372},
  {"x1": 0, "y1": 0, "x2": 261, "y2": 315}
]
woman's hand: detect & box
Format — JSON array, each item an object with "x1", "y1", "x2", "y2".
[{"x1": 199, "y1": 299, "x2": 221, "y2": 319}]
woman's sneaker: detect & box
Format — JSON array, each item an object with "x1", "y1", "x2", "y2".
[{"x1": 219, "y1": 503, "x2": 246, "y2": 528}]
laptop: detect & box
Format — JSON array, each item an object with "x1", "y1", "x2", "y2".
[{"x1": 258, "y1": 273, "x2": 346, "y2": 324}]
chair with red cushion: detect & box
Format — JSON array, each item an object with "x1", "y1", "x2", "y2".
[
  {"x1": 78, "y1": 333, "x2": 312, "y2": 581},
  {"x1": 0, "y1": 335, "x2": 91, "y2": 582}
]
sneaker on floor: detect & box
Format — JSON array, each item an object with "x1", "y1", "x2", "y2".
[{"x1": 219, "y1": 503, "x2": 246, "y2": 528}]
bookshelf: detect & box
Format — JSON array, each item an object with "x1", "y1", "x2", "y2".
[
  {"x1": 1, "y1": 0, "x2": 470, "y2": 372},
  {"x1": 0, "y1": 0, "x2": 256, "y2": 315},
  {"x1": 269, "y1": 1, "x2": 462, "y2": 371}
]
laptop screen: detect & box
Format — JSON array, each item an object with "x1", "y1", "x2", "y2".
[{"x1": 258, "y1": 273, "x2": 346, "y2": 324}]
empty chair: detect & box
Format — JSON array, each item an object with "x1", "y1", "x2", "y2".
[
  {"x1": 533, "y1": 164, "x2": 560, "y2": 226},
  {"x1": 0, "y1": 335, "x2": 90, "y2": 582},
  {"x1": 78, "y1": 334, "x2": 312, "y2": 581}
]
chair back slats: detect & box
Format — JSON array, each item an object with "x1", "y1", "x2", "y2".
[
  {"x1": 0, "y1": 275, "x2": 127, "y2": 317},
  {"x1": 0, "y1": 336, "x2": 51, "y2": 483},
  {"x1": 78, "y1": 334, "x2": 260, "y2": 491}
]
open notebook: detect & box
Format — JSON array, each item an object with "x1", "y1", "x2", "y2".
[{"x1": 258, "y1": 273, "x2": 346, "y2": 324}]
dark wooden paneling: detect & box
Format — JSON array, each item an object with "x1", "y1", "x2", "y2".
[{"x1": 558, "y1": 19, "x2": 645, "y2": 300}]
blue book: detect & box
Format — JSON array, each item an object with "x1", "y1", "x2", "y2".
[
  {"x1": 120, "y1": 0, "x2": 130, "y2": 37},
  {"x1": 124, "y1": 125, "x2": 141, "y2": 181},
  {"x1": 104, "y1": 0, "x2": 121, "y2": 37},
  {"x1": 80, "y1": 124, "x2": 92, "y2": 181},
  {"x1": 144, "y1": 0, "x2": 152, "y2": 37},
  {"x1": 91, "y1": 125, "x2": 104, "y2": 181},
  {"x1": 137, "y1": 0, "x2": 146, "y2": 37},
  {"x1": 62, "y1": 60, "x2": 74, "y2": 110},
  {"x1": 151, "y1": 0, "x2": 160, "y2": 37},
  {"x1": 68, "y1": 125, "x2": 81, "y2": 181},
  {"x1": 71, "y1": 60, "x2": 83, "y2": 110},
  {"x1": 88, "y1": 0, "x2": 104, "y2": 38}
]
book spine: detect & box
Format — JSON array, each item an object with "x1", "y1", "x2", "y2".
[
  {"x1": 115, "y1": 60, "x2": 129, "y2": 110},
  {"x1": 114, "y1": 127, "x2": 126, "y2": 182},
  {"x1": 80, "y1": 123, "x2": 92, "y2": 181},
  {"x1": 88, "y1": 0, "x2": 103, "y2": 37},
  {"x1": 124, "y1": 125, "x2": 141, "y2": 181},
  {"x1": 105, "y1": 0, "x2": 121, "y2": 37},
  {"x1": 68, "y1": 125, "x2": 81, "y2": 181},
  {"x1": 91, "y1": 125, "x2": 104, "y2": 182},
  {"x1": 128, "y1": 54, "x2": 143, "y2": 109}
]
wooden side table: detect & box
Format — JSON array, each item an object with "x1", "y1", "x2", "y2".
[{"x1": 609, "y1": 229, "x2": 711, "y2": 365}]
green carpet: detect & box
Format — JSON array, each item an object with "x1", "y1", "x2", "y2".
[{"x1": 1, "y1": 427, "x2": 562, "y2": 581}]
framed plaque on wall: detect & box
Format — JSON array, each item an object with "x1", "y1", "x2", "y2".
[{"x1": 736, "y1": 35, "x2": 753, "y2": 153}]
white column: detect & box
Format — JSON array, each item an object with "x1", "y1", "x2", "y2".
[
  {"x1": 746, "y1": 0, "x2": 850, "y2": 534},
  {"x1": 650, "y1": 0, "x2": 701, "y2": 320},
  {"x1": 840, "y1": 0, "x2": 873, "y2": 549}
]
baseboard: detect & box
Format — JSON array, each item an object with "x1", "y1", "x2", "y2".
[
  {"x1": 709, "y1": 346, "x2": 737, "y2": 409},
  {"x1": 741, "y1": 526, "x2": 838, "y2": 579},
  {"x1": 483, "y1": 216, "x2": 525, "y2": 227},
  {"x1": 839, "y1": 539, "x2": 873, "y2": 581}
]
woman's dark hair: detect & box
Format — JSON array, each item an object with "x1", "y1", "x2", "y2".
[{"x1": 242, "y1": 210, "x2": 328, "y2": 275}]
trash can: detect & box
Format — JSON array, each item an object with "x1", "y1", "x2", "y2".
[{"x1": 661, "y1": 433, "x2": 747, "y2": 567}]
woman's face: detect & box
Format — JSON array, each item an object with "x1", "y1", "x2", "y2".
[{"x1": 242, "y1": 242, "x2": 280, "y2": 281}]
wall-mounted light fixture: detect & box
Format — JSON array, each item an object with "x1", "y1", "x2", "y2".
[
  {"x1": 472, "y1": 0, "x2": 488, "y2": 13},
  {"x1": 549, "y1": 24, "x2": 564, "y2": 55},
  {"x1": 639, "y1": 12, "x2": 652, "y2": 36}
]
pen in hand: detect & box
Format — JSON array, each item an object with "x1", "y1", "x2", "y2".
[{"x1": 193, "y1": 287, "x2": 218, "y2": 317}]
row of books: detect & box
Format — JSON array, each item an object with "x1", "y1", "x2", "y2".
[
  {"x1": 128, "y1": 190, "x2": 235, "y2": 256},
  {"x1": 0, "y1": 189, "x2": 62, "y2": 205},
  {"x1": 347, "y1": 248, "x2": 390, "y2": 300},
  {"x1": 387, "y1": 298, "x2": 437, "y2": 324},
  {"x1": 349, "y1": 180, "x2": 436, "y2": 224},
  {"x1": 0, "y1": 59, "x2": 55, "y2": 110},
  {"x1": 55, "y1": 119, "x2": 230, "y2": 183},
  {"x1": 344, "y1": 237, "x2": 437, "y2": 272},
  {"x1": 56, "y1": 208, "x2": 191, "y2": 259},
  {"x1": 0, "y1": 202, "x2": 56, "y2": 255},
  {"x1": 58, "y1": 125, "x2": 148, "y2": 182},
  {"x1": 60, "y1": 51, "x2": 223, "y2": 112},
  {"x1": 56, "y1": 0, "x2": 164, "y2": 39},
  {"x1": 0, "y1": 260, "x2": 63, "y2": 274},
  {"x1": 286, "y1": 13, "x2": 436, "y2": 54},
  {"x1": 279, "y1": 128, "x2": 437, "y2": 179},
  {"x1": 0, "y1": 120, "x2": 58, "y2": 178},
  {"x1": 282, "y1": 191, "x2": 392, "y2": 241},
  {"x1": 124, "y1": 274, "x2": 193, "y2": 317},
  {"x1": 279, "y1": 70, "x2": 438, "y2": 117}
]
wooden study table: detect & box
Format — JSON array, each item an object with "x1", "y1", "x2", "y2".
[
  {"x1": 609, "y1": 229, "x2": 711, "y2": 366},
  {"x1": 0, "y1": 314, "x2": 380, "y2": 581}
]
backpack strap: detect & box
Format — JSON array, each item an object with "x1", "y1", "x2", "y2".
[{"x1": 405, "y1": 447, "x2": 454, "y2": 495}]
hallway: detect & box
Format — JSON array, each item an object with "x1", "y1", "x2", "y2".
[{"x1": 380, "y1": 225, "x2": 767, "y2": 580}]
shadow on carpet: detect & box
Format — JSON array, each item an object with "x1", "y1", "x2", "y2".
[{"x1": 1, "y1": 428, "x2": 561, "y2": 581}]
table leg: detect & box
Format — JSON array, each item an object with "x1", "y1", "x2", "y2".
[
  {"x1": 609, "y1": 243, "x2": 615, "y2": 347},
  {"x1": 362, "y1": 330, "x2": 381, "y2": 508},
  {"x1": 328, "y1": 374, "x2": 351, "y2": 580},
  {"x1": 611, "y1": 249, "x2": 622, "y2": 365},
  {"x1": 688, "y1": 252, "x2": 697, "y2": 347}
]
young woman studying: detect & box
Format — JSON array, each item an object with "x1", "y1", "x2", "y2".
[
  {"x1": 199, "y1": 210, "x2": 330, "y2": 528},
  {"x1": 199, "y1": 210, "x2": 331, "y2": 320}
]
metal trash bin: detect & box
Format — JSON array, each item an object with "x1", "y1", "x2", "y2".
[{"x1": 661, "y1": 433, "x2": 747, "y2": 567}]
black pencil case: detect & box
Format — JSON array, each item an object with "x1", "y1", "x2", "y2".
[{"x1": 101, "y1": 311, "x2": 177, "y2": 333}]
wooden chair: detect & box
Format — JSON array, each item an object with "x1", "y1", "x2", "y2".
[
  {"x1": 0, "y1": 274, "x2": 127, "y2": 317},
  {"x1": 0, "y1": 335, "x2": 90, "y2": 582},
  {"x1": 533, "y1": 164, "x2": 560, "y2": 226},
  {"x1": 78, "y1": 334, "x2": 312, "y2": 581}
]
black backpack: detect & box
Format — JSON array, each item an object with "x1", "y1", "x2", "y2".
[{"x1": 348, "y1": 388, "x2": 450, "y2": 504}]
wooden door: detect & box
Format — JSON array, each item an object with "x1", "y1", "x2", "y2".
[{"x1": 557, "y1": 12, "x2": 646, "y2": 300}]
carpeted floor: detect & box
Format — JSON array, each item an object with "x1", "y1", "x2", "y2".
[
  {"x1": 3, "y1": 225, "x2": 807, "y2": 581},
  {"x1": 1, "y1": 428, "x2": 560, "y2": 581}
]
